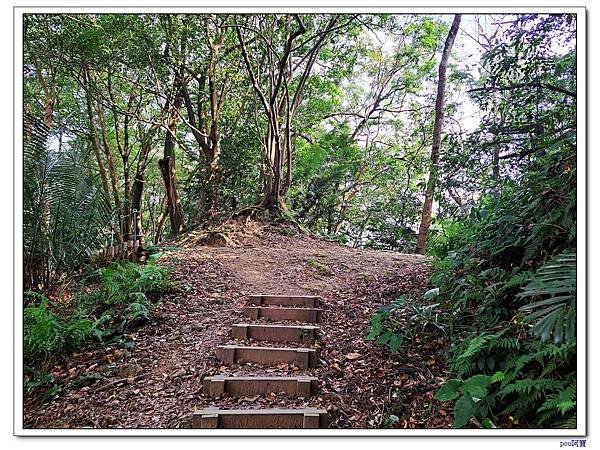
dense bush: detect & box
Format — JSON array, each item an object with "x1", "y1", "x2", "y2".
[{"x1": 428, "y1": 148, "x2": 576, "y2": 428}]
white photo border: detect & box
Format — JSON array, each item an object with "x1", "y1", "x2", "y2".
[{"x1": 13, "y1": 3, "x2": 587, "y2": 437}]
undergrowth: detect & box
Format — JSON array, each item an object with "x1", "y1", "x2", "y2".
[
  {"x1": 368, "y1": 148, "x2": 576, "y2": 428},
  {"x1": 24, "y1": 261, "x2": 173, "y2": 397}
]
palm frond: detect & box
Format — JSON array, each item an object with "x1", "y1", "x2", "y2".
[{"x1": 518, "y1": 252, "x2": 576, "y2": 344}]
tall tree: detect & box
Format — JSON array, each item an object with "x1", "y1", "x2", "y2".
[
  {"x1": 415, "y1": 14, "x2": 462, "y2": 254},
  {"x1": 155, "y1": 16, "x2": 188, "y2": 236},
  {"x1": 180, "y1": 15, "x2": 234, "y2": 217},
  {"x1": 236, "y1": 14, "x2": 355, "y2": 210}
]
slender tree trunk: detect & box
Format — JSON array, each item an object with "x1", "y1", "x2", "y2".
[
  {"x1": 121, "y1": 156, "x2": 131, "y2": 241},
  {"x1": 205, "y1": 32, "x2": 225, "y2": 216},
  {"x1": 95, "y1": 100, "x2": 123, "y2": 232},
  {"x1": 83, "y1": 78, "x2": 113, "y2": 218},
  {"x1": 154, "y1": 195, "x2": 169, "y2": 244},
  {"x1": 131, "y1": 127, "x2": 157, "y2": 243},
  {"x1": 415, "y1": 15, "x2": 461, "y2": 255},
  {"x1": 33, "y1": 60, "x2": 55, "y2": 129},
  {"x1": 160, "y1": 90, "x2": 186, "y2": 236}
]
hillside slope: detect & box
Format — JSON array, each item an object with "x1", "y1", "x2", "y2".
[{"x1": 25, "y1": 224, "x2": 451, "y2": 429}]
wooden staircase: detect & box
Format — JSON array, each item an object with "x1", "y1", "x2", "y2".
[{"x1": 193, "y1": 295, "x2": 327, "y2": 429}]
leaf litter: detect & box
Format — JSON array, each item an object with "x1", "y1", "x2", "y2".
[{"x1": 24, "y1": 223, "x2": 452, "y2": 429}]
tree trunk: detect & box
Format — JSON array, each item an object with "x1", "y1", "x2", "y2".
[
  {"x1": 33, "y1": 60, "x2": 55, "y2": 129},
  {"x1": 159, "y1": 154, "x2": 186, "y2": 236},
  {"x1": 95, "y1": 99, "x2": 123, "y2": 234},
  {"x1": 131, "y1": 127, "x2": 157, "y2": 243},
  {"x1": 121, "y1": 156, "x2": 131, "y2": 241},
  {"x1": 160, "y1": 91, "x2": 186, "y2": 236},
  {"x1": 261, "y1": 132, "x2": 285, "y2": 210},
  {"x1": 154, "y1": 195, "x2": 169, "y2": 244},
  {"x1": 415, "y1": 14, "x2": 462, "y2": 255},
  {"x1": 83, "y1": 77, "x2": 113, "y2": 227}
]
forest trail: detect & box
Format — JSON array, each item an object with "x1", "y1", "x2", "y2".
[{"x1": 24, "y1": 223, "x2": 453, "y2": 429}]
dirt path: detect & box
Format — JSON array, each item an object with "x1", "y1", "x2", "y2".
[{"x1": 24, "y1": 224, "x2": 452, "y2": 429}]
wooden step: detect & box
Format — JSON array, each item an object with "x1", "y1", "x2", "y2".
[
  {"x1": 248, "y1": 295, "x2": 322, "y2": 308},
  {"x1": 232, "y1": 323, "x2": 319, "y2": 344},
  {"x1": 243, "y1": 306, "x2": 322, "y2": 323},
  {"x1": 192, "y1": 408, "x2": 328, "y2": 428},
  {"x1": 202, "y1": 375, "x2": 318, "y2": 398},
  {"x1": 215, "y1": 345, "x2": 317, "y2": 368}
]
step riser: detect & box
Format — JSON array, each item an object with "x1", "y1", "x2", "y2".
[
  {"x1": 232, "y1": 324, "x2": 318, "y2": 344},
  {"x1": 243, "y1": 307, "x2": 322, "y2": 323},
  {"x1": 193, "y1": 409, "x2": 328, "y2": 429},
  {"x1": 203, "y1": 376, "x2": 318, "y2": 398},
  {"x1": 216, "y1": 345, "x2": 317, "y2": 368},
  {"x1": 248, "y1": 295, "x2": 321, "y2": 308}
]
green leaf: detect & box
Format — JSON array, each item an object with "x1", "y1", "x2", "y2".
[
  {"x1": 386, "y1": 414, "x2": 399, "y2": 425},
  {"x1": 461, "y1": 375, "x2": 491, "y2": 399},
  {"x1": 376, "y1": 331, "x2": 393, "y2": 345},
  {"x1": 454, "y1": 395, "x2": 477, "y2": 428},
  {"x1": 367, "y1": 322, "x2": 382, "y2": 340},
  {"x1": 389, "y1": 334, "x2": 403, "y2": 353},
  {"x1": 531, "y1": 308, "x2": 562, "y2": 342},
  {"x1": 490, "y1": 371, "x2": 505, "y2": 383},
  {"x1": 482, "y1": 418, "x2": 497, "y2": 428},
  {"x1": 423, "y1": 288, "x2": 440, "y2": 300},
  {"x1": 436, "y1": 379, "x2": 462, "y2": 401}
]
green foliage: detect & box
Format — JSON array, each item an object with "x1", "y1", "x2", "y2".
[
  {"x1": 98, "y1": 262, "x2": 172, "y2": 305},
  {"x1": 435, "y1": 375, "x2": 494, "y2": 428},
  {"x1": 24, "y1": 262, "x2": 172, "y2": 367},
  {"x1": 431, "y1": 151, "x2": 576, "y2": 427},
  {"x1": 518, "y1": 252, "x2": 576, "y2": 344},
  {"x1": 306, "y1": 258, "x2": 332, "y2": 276},
  {"x1": 367, "y1": 296, "x2": 407, "y2": 353},
  {"x1": 23, "y1": 113, "x2": 112, "y2": 291},
  {"x1": 23, "y1": 293, "x2": 97, "y2": 364},
  {"x1": 367, "y1": 293, "x2": 448, "y2": 353},
  {"x1": 425, "y1": 14, "x2": 577, "y2": 429}
]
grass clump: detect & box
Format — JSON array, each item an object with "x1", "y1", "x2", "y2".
[{"x1": 306, "y1": 257, "x2": 332, "y2": 276}]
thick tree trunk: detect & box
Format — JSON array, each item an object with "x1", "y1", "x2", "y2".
[{"x1": 415, "y1": 15, "x2": 462, "y2": 255}]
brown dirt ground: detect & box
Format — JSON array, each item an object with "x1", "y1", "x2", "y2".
[{"x1": 23, "y1": 222, "x2": 453, "y2": 429}]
